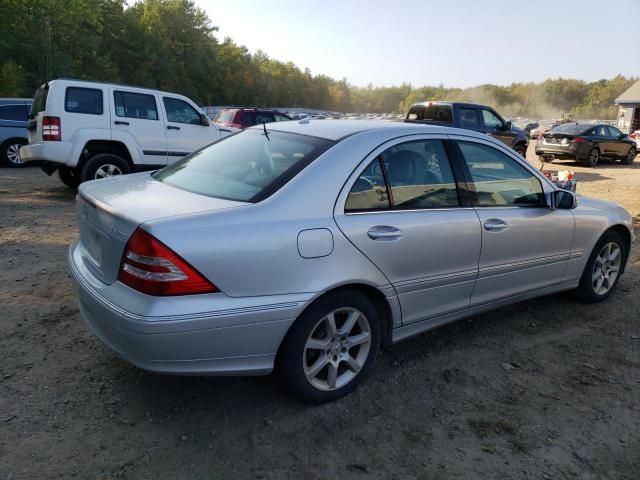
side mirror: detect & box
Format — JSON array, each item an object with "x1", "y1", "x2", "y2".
[
  {"x1": 555, "y1": 190, "x2": 577, "y2": 209},
  {"x1": 503, "y1": 120, "x2": 512, "y2": 130},
  {"x1": 618, "y1": 133, "x2": 626, "y2": 140},
  {"x1": 199, "y1": 113, "x2": 210, "y2": 126}
]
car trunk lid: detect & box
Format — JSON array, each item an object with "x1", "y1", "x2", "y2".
[
  {"x1": 76, "y1": 172, "x2": 247, "y2": 285},
  {"x1": 543, "y1": 133, "x2": 575, "y2": 146}
]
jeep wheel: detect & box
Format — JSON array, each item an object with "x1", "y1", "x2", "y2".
[{"x1": 81, "y1": 154, "x2": 130, "y2": 183}]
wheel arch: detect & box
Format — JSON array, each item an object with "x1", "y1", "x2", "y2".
[
  {"x1": 607, "y1": 224, "x2": 632, "y2": 273},
  {"x1": 78, "y1": 140, "x2": 134, "y2": 172}
]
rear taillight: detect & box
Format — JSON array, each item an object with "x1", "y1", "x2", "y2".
[
  {"x1": 42, "y1": 116, "x2": 61, "y2": 141},
  {"x1": 572, "y1": 137, "x2": 587, "y2": 143},
  {"x1": 118, "y1": 228, "x2": 218, "y2": 296}
]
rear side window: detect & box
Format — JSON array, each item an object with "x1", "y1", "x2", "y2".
[
  {"x1": 163, "y1": 97, "x2": 201, "y2": 124},
  {"x1": 254, "y1": 112, "x2": 275, "y2": 124},
  {"x1": 65, "y1": 87, "x2": 103, "y2": 115},
  {"x1": 456, "y1": 141, "x2": 545, "y2": 207},
  {"x1": 114, "y1": 91, "x2": 158, "y2": 120},
  {"x1": 0, "y1": 104, "x2": 29, "y2": 121},
  {"x1": 154, "y1": 129, "x2": 334, "y2": 202},
  {"x1": 345, "y1": 159, "x2": 391, "y2": 212},
  {"x1": 459, "y1": 107, "x2": 480, "y2": 127},
  {"x1": 215, "y1": 110, "x2": 235, "y2": 123},
  {"x1": 406, "y1": 104, "x2": 453, "y2": 122},
  {"x1": 239, "y1": 111, "x2": 254, "y2": 126},
  {"x1": 30, "y1": 84, "x2": 49, "y2": 116}
]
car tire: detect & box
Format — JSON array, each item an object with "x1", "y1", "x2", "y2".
[
  {"x1": 278, "y1": 289, "x2": 381, "y2": 403},
  {"x1": 538, "y1": 155, "x2": 552, "y2": 164},
  {"x1": 587, "y1": 147, "x2": 600, "y2": 167},
  {"x1": 514, "y1": 143, "x2": 526, "y2": 157},
  {"x1": 58, "y1": 166, "x2": 81, "y2": 189},
  {"x1": 573, "y1": 230, "x2": 626, "y2": 303},
  {"x1": 1, "y1": 138, "x2": 28, "y2": 168},
  {"x1": 80, "y1": 153, "x2": 130, "y2": 183},
  {"x1": 622, "y1": 147, "x2": 636, "y2": 165}
]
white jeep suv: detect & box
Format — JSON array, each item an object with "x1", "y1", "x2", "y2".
[{"x1": 21, "y1": 79, "x2": 234, "y2": 186}]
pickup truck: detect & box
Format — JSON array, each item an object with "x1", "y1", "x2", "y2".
[{"x1": 405, "y1": 101, "x2": 528, "y2": 156}]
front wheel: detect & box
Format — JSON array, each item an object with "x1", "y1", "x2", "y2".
[
  {"x1": 574, "y1": 230, "x2": 626, "y2": 303},
  {"x1": 514, "y1": 143, "x2": 526, "y2": 157},
  {"x1": 279, "y1": 290, "x2": 381, "y2": 403},
  {"x1": 622, "y1": 147, "x2": 636, "y2": 165},
  {"x1": 1, "y1": 139, "x2": 28, "y2": 167}
]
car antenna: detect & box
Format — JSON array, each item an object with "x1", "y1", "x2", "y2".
[{"x1": 262, "y1": 121, "x2": 270, "y2": 141}]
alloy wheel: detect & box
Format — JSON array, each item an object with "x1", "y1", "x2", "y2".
[
  {"x1": 589, "y1": 148, "x2": 599, "y2": 166},
  {"x1": 303, "y1": 307, "x2": 372, "y2": 391},
  {"x1": 95, "y1": 163, "x2": 123, "y2": 179},
  {"x1": 591, "y1": 242, "x2": 622, "y2": 296},
  {"x1": 627, "y1": 148, "x2": 636, "y2": 164},
  {"x1": 6, "y1": 143, "x2": 23, "y2": 165}
]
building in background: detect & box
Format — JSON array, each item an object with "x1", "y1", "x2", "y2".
[{"x1": 615, "y1": 80, "x2": 640, "y2": 134}]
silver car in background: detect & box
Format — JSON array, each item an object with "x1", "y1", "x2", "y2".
[{"x1": 69, "y1": 120, "x2": 634, "y2": 403}]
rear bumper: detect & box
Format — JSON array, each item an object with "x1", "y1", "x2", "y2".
[
  {"x1": 68, "y1": 240, "x2": 300, "y2": 375},
  {"x1": 20, "y1": 141, "x2": 75, "y2": 166},
  {"x1": 535, "y1": 144, "x2": 587, "y2": 160}
]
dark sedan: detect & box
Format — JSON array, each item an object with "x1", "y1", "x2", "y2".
[{"x1": 536, "y1": 123, "x2": 637, "y2": 167}]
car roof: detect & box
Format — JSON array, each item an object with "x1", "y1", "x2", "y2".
[
  {"x1": 409, "y1": 101, "x2": 490, "y2": 109},
  {"x1": 249, "y1": 119, "x2": 490, "y2": 141}
]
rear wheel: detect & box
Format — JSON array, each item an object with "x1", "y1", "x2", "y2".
[
  {"x1": 1, "y1": 139, "x2": 28, "y2": 167},
  {"x1": 574, "y1": 230, "x2": 626, "y2": 303},
  {"x1": 58, "y1": 166, "x2": 81, "y2": 189},
  {"x1": 279, "y1": 290, "x2": 381, "y2": 403},
  {"x1": 622, "y1": 147, "x2": 636, "y2": 165},
  {"x1": 80, "y1": 153, "x2": 130, "y2": 183},
  {"x1": 587, "y1": 147, "x2": 600, "y2": 167},
  {"x1": 538, "y1": 155, "x2": 552, "y2": 164}
]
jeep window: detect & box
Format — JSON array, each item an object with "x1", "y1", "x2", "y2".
[
  {"x1": 65, "y1": 87, "x2": 103, "y2": 115},
  {"x1": 114, "y1": 91, "x2": 158, "y2": 120},
  {"x1": 406, "y1": 104, "x2": 453, "y2": 122},
  {"x1": 30, "y1": 84, "x2": 49, "y2": 116},
  {"x1": 0, "y1": 104, "x2": 29, "y2": 122},
  {"x1": 481, "y1": 109, "x2": 503, "y2": 129},
  {"x1": 163, "y1": 97, "x2": 201, "y2": 125},
  {"x1": 459, "y1": 107, "x2": 480, "y2": 127}
]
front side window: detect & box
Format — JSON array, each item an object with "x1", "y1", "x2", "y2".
[
  {"x1": 65, "y1": 87, "x2": 103, "y2": 115},
  {"x1": 163, "y1": 97, "x2": 201, "y2": 124},
  {"x1": 0, "y1": 104, "x2": 28, "y2": 121},
  {"x1": 254, "y1": 112, "x2": 276, "y2": 124},
  {"x1": 114, "y1": 91, "x2": 158, "y2": 120},
  {"x1": 457, "y1": 141, "x2": 545, "y2": 207},
  {"x1": 275, "y1": 113, "x2": 290, "y2": 122},
  {"x1": 239, "y1": 111, "x2": 254, "y2": 126},
  {"x1": 607, "y1": 126, "x2": 623, "y2": 137},
  {"x1": 459, "y1": 107, "x2": 480, "y2": 127},
  {"x1": 481, "y1": 109, "x2": 503, "y2": 129},
  {"x1": 154, "y1": 129, "x2": 334, "y2": 202}
]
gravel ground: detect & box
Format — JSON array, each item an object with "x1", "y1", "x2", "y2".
[{"x1": 1, "y1": 146, "x2": 639, "y2": 479}]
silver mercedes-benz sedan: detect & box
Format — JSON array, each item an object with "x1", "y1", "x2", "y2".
[{"x1": 69, "y1": 120, "x2": 634, "y2": 403}]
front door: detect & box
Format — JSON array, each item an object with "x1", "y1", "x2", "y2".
[
  {"x1": 480, "y1": 108, "x2": 514, "y2": 147},
  {"x1": 162, "y1": 96, "x2": 219, "y2": 163},
  {"x1": 334, "y1": 137, "x2": 482, "y2": 325},
  {"x1": 451, "y1": 137, "x2": 575, "y2": 305}
]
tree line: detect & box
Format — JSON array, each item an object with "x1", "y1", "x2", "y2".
[{"x1": 0, "y1": 0, "x2": 635, "y2": 118}]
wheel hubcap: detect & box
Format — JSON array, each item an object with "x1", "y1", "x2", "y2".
[
  {"x1": 95, "y1": 164, "x2": 123, "y2": 179},
  {"x1": 590, "y1": 150, "x2": 599, "y2": 165},
  {"x1": 628, "y1": 149, "x2": 636, "y2": 163},
  {"x1": 592, "y1": 242, "x2": 622, "y2": 295},
  {"x1": 303, "y1": 307, "x2": 372, "y2": 391},
  {"x1": 7, "y1": 144, "x2": 23, "y2": 164}
]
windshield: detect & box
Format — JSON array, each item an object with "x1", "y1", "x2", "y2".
[
  {"x1": 153, "y1": 129, "x2": 334, "y2": 202},
  {"x1": 550, "y1": 123, "x2": 589, "y2": 135},
  {"x1": 29, "y1": 83, "x2": 49, "y2": 117}
]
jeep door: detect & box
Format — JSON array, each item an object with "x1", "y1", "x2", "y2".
[{"x1": 109, "y1": 89, "x2": 168, "y2": 165}]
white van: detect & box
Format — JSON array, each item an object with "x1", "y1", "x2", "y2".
[{"x1": 21, "y1": 79, "x2": 234, "y2": 186}]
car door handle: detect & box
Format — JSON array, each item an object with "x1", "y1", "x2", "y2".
[
  {"x1": 367, "y1": 226, "x2": 402, "y2": 240},
  {"x1": 483, "y1": 219, "x2": 509, "y2": 231},
  {"x1": 167, "y1": 125, "x2": 180, "y2": 130},
  {"x1": 114, "y1": 121, "x2": 129, "y2": 126}
]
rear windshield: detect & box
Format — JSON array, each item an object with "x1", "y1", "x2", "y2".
[
  {"x1": 406, "y1": 104, "x2": 453, "y2": 122},
  {"x1": 550, "y1": 123, "x2": 589, "y2": 135},
  {"x1": 30, "y1": 84, "x2": 49, "y2": 117},
  {"x1": 153, "y1": 129, "x2": 334, "y2": 202},
  {"x1": 215, "y1": 110, "x2": 235, "y2": 123}
]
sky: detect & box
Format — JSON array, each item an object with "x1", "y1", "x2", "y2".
[{"x1": 199, "y1": 0, "x2": 640, "y2": 88}]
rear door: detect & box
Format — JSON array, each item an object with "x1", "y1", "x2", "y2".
[
  {"x1": 451, "y1": 137, "x2": 574, "y2": 305},
  {"x1": 110, "y1": 89, "x2": 167, "y2": 165},
  {"x1": 162, "y1": 96, "x2": 219, "y2": 162},
  {"x1": 590, "y1": 125, "x2": 611, "y2": 157},
  {"x1": 334, "y1": 136, "x2": 482, "y2": 325}
]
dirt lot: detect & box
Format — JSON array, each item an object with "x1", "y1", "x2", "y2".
[{"x1": 1, "y1": 146, "x2": 639, "y2": 479}]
